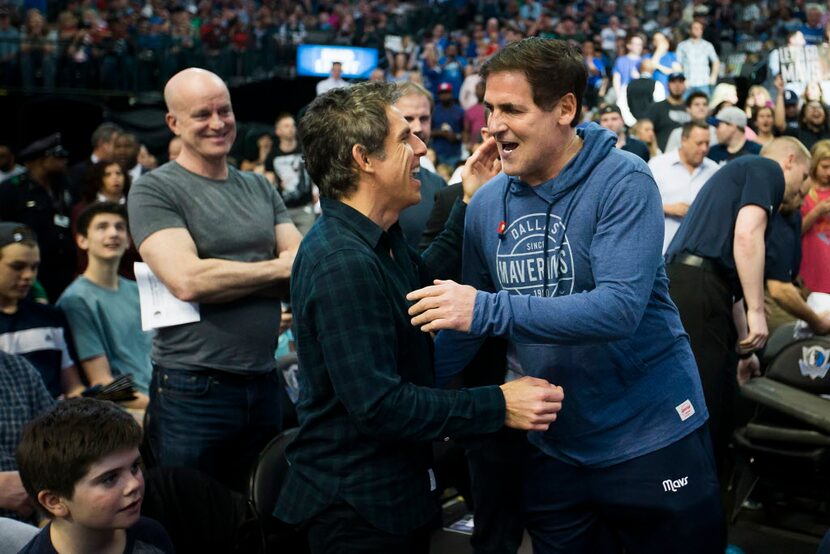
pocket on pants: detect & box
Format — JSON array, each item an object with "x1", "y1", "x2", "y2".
[{"x1": 157, "y1": 368, "x2": 212, "y2": 398}]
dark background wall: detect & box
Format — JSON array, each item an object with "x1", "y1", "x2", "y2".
[{"x1": 0, "y1": 75, "x2": 319, "y2": 164}]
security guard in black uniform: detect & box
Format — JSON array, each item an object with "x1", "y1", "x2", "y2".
[{"x1": 0, "y1": 134, "x2": 76, "y2": 302}]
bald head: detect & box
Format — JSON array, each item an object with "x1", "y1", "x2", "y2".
[
  {"x1": 761, "y1": 137, "x2": 810, "y2": 167},
  {"x1": 163, "y1": 68, "x2": 236, "y2": 168},
  {"x1": 762, "y1": 137, "x2": 811, "y2": 206},
  {"x1": 164, "y1": 68, "x2": 229, "y2": 116}
]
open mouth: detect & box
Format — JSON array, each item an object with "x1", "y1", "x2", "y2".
[{"x1": 500, "y1": 142, "x2": 519, "y2": 154}]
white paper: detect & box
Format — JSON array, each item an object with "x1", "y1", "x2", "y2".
[{"x1": 134, "y1": 262, "x2": 200, "y2": 331}]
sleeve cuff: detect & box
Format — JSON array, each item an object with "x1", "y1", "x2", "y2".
[{"x1": 470, "y1": 384, "x2": 506, "y2": 434}]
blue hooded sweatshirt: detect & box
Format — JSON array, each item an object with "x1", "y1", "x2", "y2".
[{"x1": 435, "y1": 123, "x2": 708, "y2": 467}]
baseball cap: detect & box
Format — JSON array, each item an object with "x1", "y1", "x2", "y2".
[
  {"x1": 17, "y1": 133, "x2": 69, "y2": 163},
  {"x1": 784, "y1": 90, "x2": 799, "y2": 106},
  {"x1": 438, "y1": 82, "x2": 453, "y2": 93},
  {"x1": 707, "y1": 106, "x2": 747, "y2": 129},
  {"x1": 0, "y1": 222, "x2": 37, "y2": 249},
  {"x1": 668, "y1": 72, "x2": 685, "y2": 81},
  {"x1": 599, "y1": 104, "x2": 622, "y2": 116}
]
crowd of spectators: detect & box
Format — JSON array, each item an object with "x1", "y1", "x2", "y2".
[{"x1": 0, "y1": 0, "x2": 829, "y2": 94}]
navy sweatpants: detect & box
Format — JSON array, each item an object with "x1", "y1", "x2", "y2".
[{"x1": 524, "y1": 425, "x2": 726, "y2": 554}]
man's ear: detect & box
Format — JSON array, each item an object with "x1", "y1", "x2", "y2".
[
  {"x1": 37, "y1": 490, "x2": 69, "y2": 518},
  {"x1": 75, "y1": 233, "x2": 89, "y2": 251},
  {"x1": 557, "y1": 93, "x2": 578, "y2": 126},
  {"x1": 351, "y1": 144, "x2": 374, "y2": 174},
  {"x1": 165, "y1": 113, "x2": 178, "y2": 136}
]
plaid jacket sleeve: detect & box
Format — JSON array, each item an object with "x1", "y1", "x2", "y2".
[{"x1": 305, "y1": 246, "x2": 505, "y2": 441}]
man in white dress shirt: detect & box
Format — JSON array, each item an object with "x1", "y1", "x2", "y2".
[{"x1": 649, "y1": 120, "x2": 719, "y2": 253}]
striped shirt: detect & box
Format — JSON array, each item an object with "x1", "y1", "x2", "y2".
[{"x1": 0, "y1": 300, "x2": 76, "y2": 398}]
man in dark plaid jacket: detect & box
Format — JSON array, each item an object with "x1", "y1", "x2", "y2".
[{"x1": 273, "y1": 82, "x2": 565, "y2": 553}]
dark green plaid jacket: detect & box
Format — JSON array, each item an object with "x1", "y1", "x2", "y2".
[{"x1": 274, "y1": 198, "x2": 505, "y2": 534}]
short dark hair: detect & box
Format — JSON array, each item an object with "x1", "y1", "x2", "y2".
[
  {"x1": 75, "y1": 201, "x2": 128, "y2": 237},
  {"x1": 90, "y1": 123, "x2": 122, "y2": 149},
  {"x1": 16, "y1": 398, "x2": 142, "y2": 507},
  {"x1": 685, "y1": 91, "x2": 709, "y2": 107},
  {"x1": 300, "y1": 81, "x2": 400, "y2": 200},
  {"x1": 681, "y1": 120, "x2": 710, "y2": 139},
  {"x1": 275, "y1": 112, "x2": 294, "y2": 126},
  {"x1": 481, "y1": 37, "x2": 586, "y2": 126},
  {"x1": 625, "y1": 31, "x2": 644, "y2": 44},
  {"x1": 82, "y1": 161, "x2": 132, "y2": 204}
]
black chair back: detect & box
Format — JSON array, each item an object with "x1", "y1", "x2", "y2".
[{"x1": 248, "y1": 427, "x2": 299, "y2": 519}]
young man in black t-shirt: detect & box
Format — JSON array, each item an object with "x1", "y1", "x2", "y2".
[{"x1": 263, "y1": 113, "x2": 316, "y2": 234}]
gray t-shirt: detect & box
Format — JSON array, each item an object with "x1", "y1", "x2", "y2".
[{"x1": 128, "y1": 162, "x2": 291, "y2": 373}]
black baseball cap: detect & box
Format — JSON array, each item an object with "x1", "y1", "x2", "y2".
[
  {"x1": 668, "y1": 72, "x2": 686, "y2": 81},
  {"x1": 599, "y1": 104, "x2": 622, "y2": 116},
  {"x1": 0, "y1": 222, "x2": 37, "y2": 249}
]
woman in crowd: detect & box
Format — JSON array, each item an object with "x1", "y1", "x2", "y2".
[
  {"x1": 630, "y1": 119, "x2": 662, "y2": 158},
  {"x1": 800, "y1": 139, "x2": 830, "y2": 295},
  {"x1": 387, "y1": 51, "x2": 412, "y2": 83},
  {"x1": 745, "y1": 85, "x2": 772, "y2": 119},
  {"x1": 751, "y1": 105, "x2": 777, "y2": 147},
  {"x1": 72, "y1": 161, "x2": 140, "y2": 278}
]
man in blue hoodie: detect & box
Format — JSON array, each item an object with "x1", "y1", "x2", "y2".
[{"x1": 407, "y1": 38, "x2": 725, "y2": 553}]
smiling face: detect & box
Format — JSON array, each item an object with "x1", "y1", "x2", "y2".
[
  {"x1": 484, "y1": 70, "x2": 575, "y2": 185},
  {"x1": 56, "y1": 448, "x2": 144, "y2": 531},
  {"x1": 166, "y1": 74, "x2": 236, "y2": 163},
  {"x1": 77, "y1": 213, "x2": 128, "y2": 263},
  {"x1": 370, "y1": 106, "x2": 427, "y2": 213},
  {"x1": 0, "y1": 243, "x2": 39, "y2": 308},
  {"x1": 805, "y1": 101, "x2": 826, "y2": 127}
]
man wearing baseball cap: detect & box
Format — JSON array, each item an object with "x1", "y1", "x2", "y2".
[
  {"x1": 707, "y1": 106, "x2": 762, "y2": 164},
  {"x1": 0, "y1": 221, "x2": 84, "y2": 399},
  {"x1": 598, "y1": 103, "x2": 651, "y2": 161},
  {"x1": 645, "y1": 71, "x2": 691, "y2": 151},
  {"x1": 781, "y1": 90, "x2": 800, "y2": 131},
  {"x1": 0, "y1": 134, "x2": 76, "y2": 302},
  {"x1": 431, "y1": 82, "x2": 465, "y2": 166}
]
